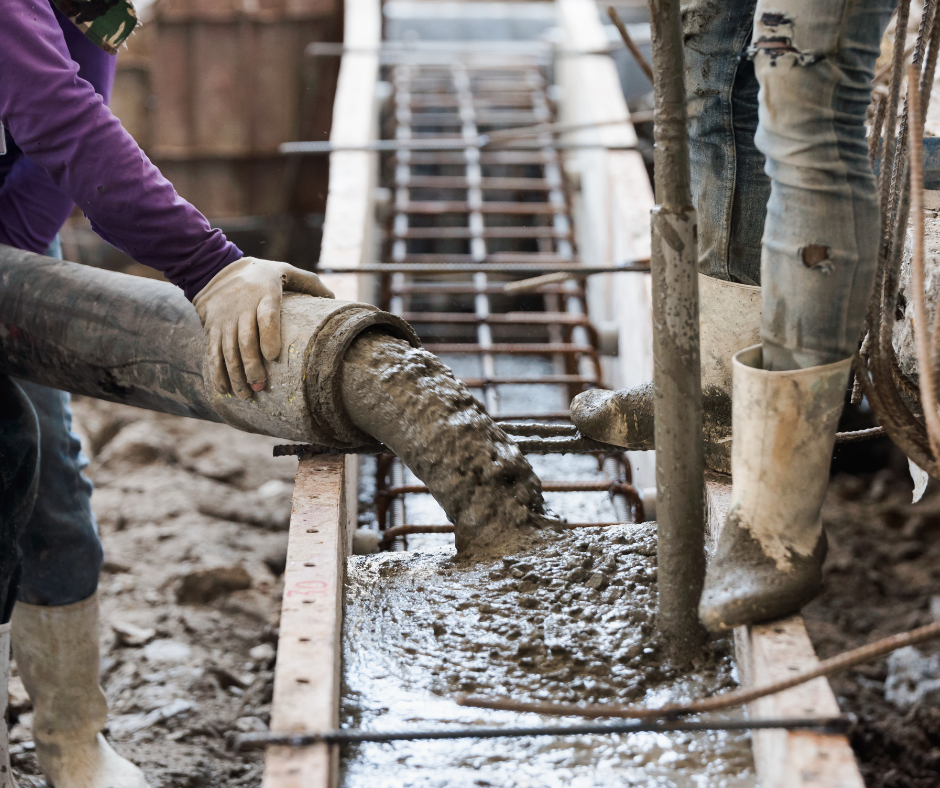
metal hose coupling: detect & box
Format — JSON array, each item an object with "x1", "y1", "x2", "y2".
[{"x1": 208, "y1": 294, "x2": 420, "y2": 447}]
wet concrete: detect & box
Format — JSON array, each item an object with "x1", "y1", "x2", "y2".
[
  {"x1": 341, "y1": 331, "x2": 559, "y2": 554},
  {"x1": 340, "y1": 525, "x2": 756, "y2": 787}
]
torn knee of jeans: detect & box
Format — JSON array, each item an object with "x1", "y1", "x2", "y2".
[
  {"x1": 748, "y1": 11, "x2": 824, "y2": 66},
  {"x1": 800, "y1": 244, "x2": 834, "y2": 273}
]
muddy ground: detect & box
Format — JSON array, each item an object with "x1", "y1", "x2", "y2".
[
  {"x1": 805, "y1": 458, "x2": 940, "y2": 788},
  {"x1": 8, "y1": 397, "x2": 297, "y2": 787}
]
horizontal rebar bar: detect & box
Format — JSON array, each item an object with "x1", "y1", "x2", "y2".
[
  {"x1": 234, "y1": 716, "x2": 851, "y2": 751},
  {"x1": 280, "y1": 138, "x2": 638, "y2": 154},
  {"x1": 272, "y1": 424, "x2": 885, "y2": 461},
  {"x1": 390, "y1": 283, "x2": 585, "y2": 296},
  {"x1": 273, "y1": 432, "x2": 620, "y2": 460},
  {"x1": 389, "y1": 227, "x2": 570, "y2": 240},
  {"x1": 399, "y1": 312, "x2": 591, "y2": 326},
  {"x1": 317, "y1": 262, "x2": 650, "y2": 275},
  {"x1": 421, "y1": 342, "x2": 595, "y2": 355},
  {"x1": 379, "y1": 479, "x2": 635, "y2": 499}
]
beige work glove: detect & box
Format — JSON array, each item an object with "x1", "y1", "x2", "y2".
[{"x1": 193, "y1": 257, "x2": 334, "y2": 399}]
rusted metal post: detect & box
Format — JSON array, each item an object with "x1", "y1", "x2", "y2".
[{"x1": 647, "y1": 0, "x2": 707, "y2": 661}]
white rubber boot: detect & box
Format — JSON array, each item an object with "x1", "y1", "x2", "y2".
[
  {"x1": 698, "y1": 346, "x2": 851, "y2": 632},
  {"x1": 570, "y1": 274, "x2": 760, "y2": 473},
  {"x1": 1, "y1": 622, "x2": 18, "y2": 788},
  {"x1": 11, "y1": 595, "x2": 149, "y2": 788}
]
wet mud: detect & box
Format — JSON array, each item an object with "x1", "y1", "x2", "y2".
[
  {"x1": 804, "y1": 468, "x2": 940, "y2": 788},
  {"x1": 341, "y1": 525, "x2": 756, "y2": 787},
  {"x1": 341, "y1": 332, "x2": 558, "y2": 554}
]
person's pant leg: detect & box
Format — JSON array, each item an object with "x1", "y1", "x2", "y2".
[
  {"x1": 0, "y1": 377, "x2": 40, "y2": 623},
  {"x1": 753, "y1": 0, "x2": 896, "y2": 369},
  {"x1": 14, "y1": 382, "x2": 102, "y2": 607},
  {"x1": 684, "y1": 0, "x2": 769, "y2": 284}
]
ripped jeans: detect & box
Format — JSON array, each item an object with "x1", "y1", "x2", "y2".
[{"x1": 683, "y1": 0, "x2": 896, "y2": 369}]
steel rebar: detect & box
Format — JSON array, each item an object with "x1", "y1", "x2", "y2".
[
  {"x1": 235, "y1": 716, "x2": 851, "y2": 751},
  {"x1": 647, "y1": 0, "x2": 707, "y2": 661}
]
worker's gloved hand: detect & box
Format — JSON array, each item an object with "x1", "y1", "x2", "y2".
[{"x1": 193, "y1": 257, "x2": 334, "y2": 399}]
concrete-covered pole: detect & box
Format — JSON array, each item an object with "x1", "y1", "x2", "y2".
[
  {"x1": 647, "y1": 0, "x2": 707, "y2": 661},
  {"x1": 0, "y1": 245, "x2": 418, "y2": 447}
]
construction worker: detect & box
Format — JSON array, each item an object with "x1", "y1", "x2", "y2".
[
  {"x1": 0, "y1": 1, "x2": 333, "y2": 785},
  {"x1": 573, "y1": 0, "x2": 896, "y2": 629}
]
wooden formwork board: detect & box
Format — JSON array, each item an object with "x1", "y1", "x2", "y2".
[
  {"x1": 263, "y1": 455, "x2": 350, "y2": 788},
  {"x1": 264, "y1": 2, "x2": 380, "y2": 786},
  {"x1": 556, "y1": 0, "x2": 656, "y2": 490},
  {"x1": 706, "y1": 480, "x2": 865, "y2": 788},
  {"x1": 317, "y1": 0, "x2": 382, "y2": 302}
]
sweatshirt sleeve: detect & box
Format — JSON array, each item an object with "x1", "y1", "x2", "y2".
[{"x1": 0, "y1": 0, "x2": 242, "y2": 299}]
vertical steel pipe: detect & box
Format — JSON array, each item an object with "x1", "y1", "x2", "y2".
[{"x1": 647, "y1": 0, "x2": 707, "y2": 661}]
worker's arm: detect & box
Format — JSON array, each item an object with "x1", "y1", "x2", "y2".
[
  {"x1": 0, "y1": 4, "x2": 114, "y2": 255},
  {"x1": 0, "y1": 0, "x2": 240, "y2": 299},
  {"x1": 0, "y1": 0, "x2": 333, "y2": 398}
]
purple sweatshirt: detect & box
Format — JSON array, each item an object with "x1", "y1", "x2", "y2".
[{"x1": 0, "y1": 0, "x2": 242, "y2": 299}]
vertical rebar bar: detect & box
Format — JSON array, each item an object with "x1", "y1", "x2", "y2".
[{"x1": 647, "y1": 0, "x2": 707, "y2": 661}]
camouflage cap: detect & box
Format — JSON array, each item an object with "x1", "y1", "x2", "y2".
[{"x1": 52, "y1": 0, "x2": 138, "y2": 55}]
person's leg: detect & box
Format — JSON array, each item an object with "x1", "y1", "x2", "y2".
[
  {"x1": 755, "y1": 0, "x2": 894, "y2": 370},
  {"x1": 700, "y1": 0, "x2": 896, "y2": 630},
  {"x1": 571, "y1": 0, "x2": 767, "y2": 471},
  {"x1": 0, "y1": 376, "x2": 40, "y2": 788},
  {"x1": 15, "y1": 382, "x2": 101, "y2": 607},
  {"x1": 0, "y1": 379, "x2": 39, "y2": 624},
  {"x1": 684, "y1": 0, "x2": 768, "y2": 284},
  {"x1": 10, "y1": 383, "x2": 149, "y2": 788},
  {"x1": 12, "y1": 382, "x2": 149, "y2": 788}
]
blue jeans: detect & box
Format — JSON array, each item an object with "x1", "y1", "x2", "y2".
[
  {"x1": 685, "y1": 0, "x2": 896, "y2": 369},
  {"x1": 0, "y1": 378, "x2": 39, "y2": 623},
  {"x1": 0, "y1": 236, "x2": 102, "y2": 621},
  {"x1": 13, "y1": 379, "x2": 102, "y2": 607}
]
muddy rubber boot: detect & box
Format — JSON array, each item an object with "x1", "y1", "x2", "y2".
[
  {"x1": 11, "y1": 595, "x2": 149, "y2": 788},
  {"x1": 698, "y1": 346, "x2": 851, "y2": 632},
  {"x1": 570, "y1": 274, "x2": 760, "y2": 473},
  {"x1": 1, "y1": 623, "x2": 18, "y2": 788}
]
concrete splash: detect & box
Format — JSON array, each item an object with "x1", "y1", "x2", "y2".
[
  {"x1": 341, "y1": 332, "x2": 559, "y2": 553},
  {"x1": 341, "y1": 525, "x2": 756, "y2": 787}
]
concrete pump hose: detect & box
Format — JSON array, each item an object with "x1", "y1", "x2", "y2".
[{"x1": 0, "y1": 246, "x2": 418, "y2": 446}]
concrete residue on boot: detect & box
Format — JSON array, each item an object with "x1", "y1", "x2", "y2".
[
  {"x1": 569, "y1": 383, "x2": 656, "y2": 450},
  {"x1": 340, "y1": 331, "x2": 559, "y2": 554},
  {"x1": 341, "y1": 525, "x2": 755, "y2": 787}
]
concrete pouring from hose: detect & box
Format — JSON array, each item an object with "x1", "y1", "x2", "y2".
[{"x1": 0, "y1": 244, "x2": 419, "y2": 448}]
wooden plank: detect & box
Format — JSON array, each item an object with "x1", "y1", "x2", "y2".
[
  {"x1": 556, "y1": 0, "x2": 656, "y2": 490},
  {"x1": 317, "y1": 0, "x2": 381, "y2": 303},
  {"x1": 151, "y1": 24, "x2": 192, "y2": 156},
  {"x1": 264, "y1": 5, "x2": 376, "y2": 782},
  {"x1": 706, "y1": 480, "x2": 865, "y2": 788},
  {"x1": 252, "y1": 22, "x2": 302, "y2": 154},
  {"x1": 191, "y1": 23, "x2": 251, "y2": 156},
  {"x1": 263, "y1": 455, "x2": 351, "y2": 788}
]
